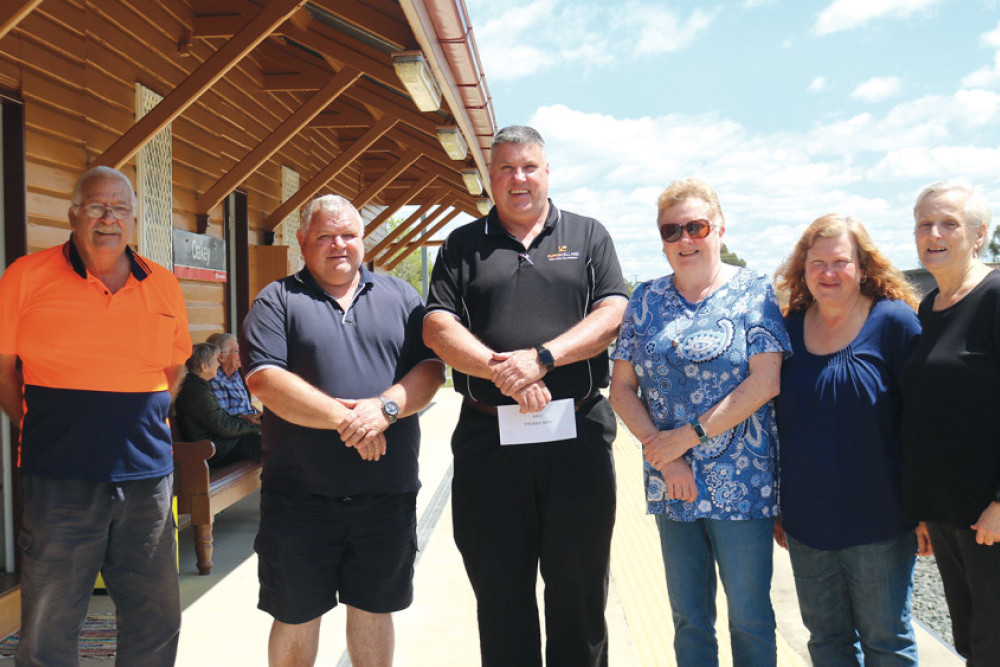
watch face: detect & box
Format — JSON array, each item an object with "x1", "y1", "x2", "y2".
[{"x1": 381, "y1": 397, "x2": 399, "y2": 421}]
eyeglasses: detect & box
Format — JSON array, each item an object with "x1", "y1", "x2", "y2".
[
  {"x1": 659, "y1": 219, "x2": 714, "y2": 243},
  {"x1": 73, "y1": 203, "x2": 133, "y2": 220}
]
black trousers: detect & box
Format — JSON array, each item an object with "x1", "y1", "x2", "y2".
[
  {"x1": 927, "y1": 521, "x2": 1000, "y2": 666},
  {"x1": 450, "y1": 396, "x2": 617, "y2": 667}
]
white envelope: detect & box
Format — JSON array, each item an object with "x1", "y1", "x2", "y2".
[{"x1": 497, "y1": 398, "x2": 577, "y2": 445}]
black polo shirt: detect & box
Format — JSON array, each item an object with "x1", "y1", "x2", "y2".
[
  {"x1": 240, "y1": 266, "x2": 436, "y2": 496},
  {"x1": 426, "y1": 200, "x2": 627, "y2": 405}
]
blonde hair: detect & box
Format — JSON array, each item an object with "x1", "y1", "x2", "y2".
[
  {"x1": 656, "y1": 178, "x2": 725, "y2": 226},
  {"x1": 775, "y1": 214, "x2": 919, "y2": 315}
]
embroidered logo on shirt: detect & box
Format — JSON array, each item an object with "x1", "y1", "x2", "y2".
[{"x1": 547, "y1": 246, "x2": 580, "y2": 261}]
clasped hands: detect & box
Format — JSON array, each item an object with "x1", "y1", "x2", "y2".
[
  {"x1": 336, "y1": 397, "x2": 389, "y2": 462},
  {"x1": 643, "y1": 428, "x2": 699, "y2": 503},
  {"x1": 489, "y1": 348, "x2": 550, "y2": 413}
]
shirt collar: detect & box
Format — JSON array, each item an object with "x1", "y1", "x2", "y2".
[
  {"x1": 484, "y1": 199, "x2": 560, "y2": 238},
  {"x1": 64, "y1": 235, "x2": 150, "y2": 281}
]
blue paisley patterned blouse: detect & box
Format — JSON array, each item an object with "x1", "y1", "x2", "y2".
[{"x1": 612, "y1": 268, "x2": 791, "y2": 520}]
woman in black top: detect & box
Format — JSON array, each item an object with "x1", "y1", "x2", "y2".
[{"x1": 901, "y1": 180, "x2": 1000, "y2": 666}]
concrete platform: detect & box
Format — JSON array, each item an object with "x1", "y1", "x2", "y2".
[{"x1": 81, "y1": 389, "x2": 962, "y2": 665}]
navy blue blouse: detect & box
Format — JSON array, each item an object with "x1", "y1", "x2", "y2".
[{"x1": 777, "y1": 298, "x2": 920, "y2": 550}]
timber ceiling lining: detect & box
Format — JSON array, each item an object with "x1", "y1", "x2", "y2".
[{"x1": 3, "y1": 0, "x2": 489, "y2": 261}]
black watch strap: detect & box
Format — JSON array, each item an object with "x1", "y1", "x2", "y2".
[{"x1": 535, "y1": 345, "x2": 556, "y2": 371}]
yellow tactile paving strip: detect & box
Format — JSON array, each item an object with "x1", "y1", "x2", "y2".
[{"x1": 609, "y1": 427, "x2": 807, "y2": 666}]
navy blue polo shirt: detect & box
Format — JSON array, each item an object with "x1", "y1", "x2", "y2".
[
  {"x1": 426, "y1": 201, "x2": 628, "y2": 405},
  {"x1": 240, "y1": 266, "x2": 436, "y2": 496}
]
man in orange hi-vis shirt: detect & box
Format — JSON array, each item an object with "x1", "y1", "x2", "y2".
[{"x1": 0, "y1": 166, "x2": 191, "y2": 666}]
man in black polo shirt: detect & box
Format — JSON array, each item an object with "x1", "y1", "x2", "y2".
[
  {"x1": 424, "y1": 125, "x2": 628, "y2": 666},
  {"x1": 240, "y1": 194, "x2": 444, "y2": 666}
]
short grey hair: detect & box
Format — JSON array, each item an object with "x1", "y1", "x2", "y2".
[
  {"x1": 914, "y1": 180, "x2": 992, "y2": 256},
  {"x1": 185, "y1": 342, "x2": 219, "y2": 374},
  {"x1": 72, "y1": 166, "x2": 138, "y2": 209},
  {"x1": 491, "y1": 126, "x2": 546, "y2": 159},
  {"x1": 300, "y1": 194, "x2": 362, "y2": 235},
  {"x1": 206, "y1": 332, "x2": 236, "y2": 351}
]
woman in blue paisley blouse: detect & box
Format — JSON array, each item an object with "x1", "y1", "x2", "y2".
[
  {"x1": 773, "y1": 214, "x2": 924, "y2": 666},
  {"x1": 609, "y1": 178, "x2": 791, "y2": 667}
]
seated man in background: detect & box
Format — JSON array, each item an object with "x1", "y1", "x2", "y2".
[
  {"x1": 206, "y1": 331, "x2": 259, "y2": 425},
  {"x1": 175, "y1": 342, "x2": 262, "y2": 467}
]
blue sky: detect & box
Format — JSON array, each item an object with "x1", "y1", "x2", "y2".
[{"x1": 454, "y1": 0, "x2": 1000, "y2": 282}]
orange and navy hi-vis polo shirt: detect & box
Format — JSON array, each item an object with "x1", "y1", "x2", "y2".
[{"x1": 0, "y1": 239, "x2": 192, "y2": 482}]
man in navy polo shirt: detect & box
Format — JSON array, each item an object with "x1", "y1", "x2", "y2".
[
  {"x1": 240, "y1": 194, "x2": 444, "y2": 666},
  {"x1": 424, "y1": 125, "x2": 628, "y2": 666}
]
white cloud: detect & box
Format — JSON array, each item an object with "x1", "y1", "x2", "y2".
[
  {"x1": 629, "y1": 7, "x2": 715, "y2": 56},
  {"x1": 808, "y1": 77, "x2": 828, "y2": 93},
  {"x1": 813, "y1": 0, "x2": 941, "y2": 36},
  {"x1": 981, "y1": 20, "x2": 1000, "y2": 48},
  {"x1": 851, "y1": 76, "x2": 903, "y2": 102},
  {"x1": 963, "y1": 52, "x2": 1000, "y2": 89},
  {"x1": 518, "y1": 82, "x2": 1000, "y2": 280},
  {"x1": 465, "y1": 0, "x2": 713, "y2": 82}
]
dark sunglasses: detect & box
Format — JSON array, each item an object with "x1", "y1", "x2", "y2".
[{"x1": 658, "y1": 219, "x2": 714, "y2": 243}]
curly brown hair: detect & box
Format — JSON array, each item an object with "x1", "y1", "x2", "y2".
[{"x1": 775, "y1": 214, "x2": 919, "y2": 315}]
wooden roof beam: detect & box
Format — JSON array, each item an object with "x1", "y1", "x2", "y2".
[
  {"x1": 0, "y1": 0, "x2": 43, "y2": 41},
  {"x1": 384, "y1": 207, "x2": 462, "y2": 270},
  {"x1": 368, "y1": 200, "x2": 449, "y2": 261},
  {"x1": 284, "y1": 23, "x2": 405, "y2": 97},
  {"x1": 94, "y1": 0, "x2": 307, "y2": 169},
  {"x1": 347, "y1": 79, "x2": 439, "y2": 136},
  {"x1": 195, "y1": 1, "x2": 411, "y2": 51},
  {"x1": 305, "y1": 0, "x2": 411, "y2": 50},
  {"x1": 309, "y1": 109, "x2": 377, "y2": 129},
  {"x1": 365, "y1": 201, "x2": 434, "y2": 260},
  {"x1": 196, "y1": 65, "x2": 361, "y2": 217},
  {"x1": 354, "y1": 149, "x2": 421, "y2": 208},
  {"x1": 264, "y1": 114, "x2": 396, "y2": 230},
  {"x1": 362, "y1": 171, "x2": 437, "y2": 237}
]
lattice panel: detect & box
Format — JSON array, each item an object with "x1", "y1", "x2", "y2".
[
  {"x1": 135, "y1": 84, "x2": 173, "y2": 270},
  {"x1": 362, "y1": 204, "x2": 386, "y2": 254},
  {"x1": 279, "y1": 166, "x2": 303, "y2": 270}
]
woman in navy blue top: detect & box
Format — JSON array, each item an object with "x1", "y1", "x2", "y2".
[{"x1": 774, "y1": 214, "x2": 924, "y2": 666}]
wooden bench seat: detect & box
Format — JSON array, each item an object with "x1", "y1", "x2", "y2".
[{"x1": 172, "y1": 437, "x2": 262, "y2": 575}]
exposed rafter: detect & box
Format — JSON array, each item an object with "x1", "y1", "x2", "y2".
[
  {"x1": 264, "y1": 115, "x2": 397, "y2": 230},
  {"x1": 283, "y1": 22, "x2": 404, "y2": 98},
  {"x1": 0, "y1": 0, "x2": 42, "y2": 42},
  {"x1": 354, "y1": 149, "x2": 422, "y2": 208},
  {"x1": 365, "y1": 201, "x2": 434, "y2": 260},
  {"x1": 196, "y1": 65, "x2": 362, "y2": 217},
  {"x1": 383, "y1": 207, "x2": 462, "y2": 269},
  {"x1": 362, "y1": 171, "x2": 438, "y2": 237},
  {"x1": 368, "y1": 200, "x2": 450, "y2": 261},
  {"x1": 94, "y1": 0, "x2": 308, "y2": 169}
]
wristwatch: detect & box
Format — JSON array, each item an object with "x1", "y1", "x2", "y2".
[
  {"x1": 535, "y1": 345, "x2": 556, "y2": 372},
  {"x1": 689, "y1": 417, "x2": 709, "y2": 446},
  {"x1": 378, "y1": 395, "x2": 399, "y2": 424}
]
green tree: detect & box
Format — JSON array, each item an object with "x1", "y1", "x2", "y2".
[
  {"x1": 720, "y1": 243, "x2": 747, "y2": 267},
  {"x1": 987, "y1": 226, "x2": 1000, "y2": 262},
  {"x1": 384, "y1": 216, "x2": 431, "y2": 295}
]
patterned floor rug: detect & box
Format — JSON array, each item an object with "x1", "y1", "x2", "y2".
[{"x1": 0, "y1": 614, "x2": 117, "y2": 660}]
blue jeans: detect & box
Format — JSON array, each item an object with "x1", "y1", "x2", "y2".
[
  {"x1": 786, "y1": 531, "x2": 917, "y2": 667},
  {"x1": 16, "y1": 474, "x2": 180, "y2": 667},
  {"x1": 655, "y1": 516, "x2": 776, "y2": 667}
]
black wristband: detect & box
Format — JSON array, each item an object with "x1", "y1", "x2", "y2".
[{"x1": 535, "y1": 345, "x2": 555, "y2": 371}]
